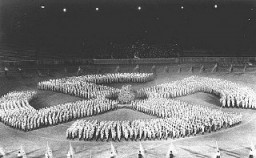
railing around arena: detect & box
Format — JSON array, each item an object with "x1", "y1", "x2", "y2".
[
  {"x1": 93, "y1": 57, "x2": 256, "y2": 65},
  {"x1": 93, "y1": 58, "x2": 178, "y2": 65},
  {"x1": 0, "y1": 56, "x2": 255, "y2": 77}
]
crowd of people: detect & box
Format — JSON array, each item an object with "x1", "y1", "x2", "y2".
[
  {"x1": 66, "y1": 75, "x2": 255, "y2": 141},
  {"x1": 0, "y1": 73, "x2": 155, "y2": 131},
  {"x1": 38, "y1": 73, "x2": 154, "y2": 99},
  {"x1": 94, "y1": 40, "x2": 181, "y2": 59},
  {"x1": 0, "y1": 73, "x2": 254, "y2": 135},
  {"x1": 38, "y1": 78, "x2": 116, "y2": 99},
  {"x1": 1, "y1": 98, "x2": 118, "y2": 131},
  {"x1": 66, "y1": 98, "x2": 242, "y2": 141},
  {"x1": 0, "y1": 91, "x2": 36, "y2": 111},
  {"x1": 139, "y1": 76, "x2": 256, "y2": 109},
  {"x1": 80, "y1": 73, "x2": 154, "y2": 84}
]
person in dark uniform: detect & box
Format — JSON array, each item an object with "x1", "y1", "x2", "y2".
[
  {"x1": 138, "y1": 151, "x2": 143, "y2": 158},
  {"x1": 249, "y1": 149, "x2": 254, "y2": 158},
  {"x1": 110, "y1": 151, "x2": 116, "y2": 158},
  {"x1": 216, "y1": 150, "x2": 221, "y2": 158},
  {"x1": 17, "y1": 150, "x2": 22, "y2": 158},
  {"x1": 169, "y1": 150, "x2": 174, "y2": 158}
]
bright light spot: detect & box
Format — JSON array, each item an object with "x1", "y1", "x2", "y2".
[
  {"x1": 96, "y1": 7, "x2": 99, "y2": 11},
  {"x1": 181, "y1": 6, "x2": 184, "y2": 10},
  {"x1": 248, "y1": 18, "x2": 251, "y2": 21},
  {"x1": 40, "y1": 5, "x2": 45, "y2": 9},
  {"x1": 251, "y1": 8, "x2": 254, "y2": 11},
  {"x1": 214, "y1": 4, "x2": 218, "y2": 8},
  {"x1": 63, "y1": 8, "x2": 67, "y2": 12},
  {"x1": 138, "y1": 6, "x2": 142, "y2": 11}
]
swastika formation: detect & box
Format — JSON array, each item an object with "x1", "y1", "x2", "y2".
[{"x1": 1, "y1": 73, "x2": 256, "y2": 141}]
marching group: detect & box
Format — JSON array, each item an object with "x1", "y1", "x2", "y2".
[
  {"x1": 78, "y1": 73, "x2": 154, "y2": 84},
  {"x1": 141, "y1": 76, "x2": 256, "y2": 108},
  {"x1": 67, "y1": 97, "x2": 242, "y2": 141},
  {"x1": 0, "y1": 91, "x2": 36, "y2": 111},
  {"x1": 0, "y1": 73, "x2": 256, "y2": 158},
  {"x1": 37, "y1": 73, "x2": 154, "y2": 99},
  {"x1": 0, "y1": 73, "x2": 254, "y2": 137},
  {"x1": 1, "y1": 97, "x2": 118, "y2": 131},
  {"x1": 66, "y1": 75, "x2": 251, "y2": 142},
  {"x1": 0, "y1": 73, "x2": 154, "y2": 131},
  {"x1": 38, "y1": 77, "x2": 118, "y2": 99}
]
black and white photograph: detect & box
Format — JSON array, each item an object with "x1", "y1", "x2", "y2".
[{"x1": 0, "y1": 0, "x2": 256, "y2": 157}]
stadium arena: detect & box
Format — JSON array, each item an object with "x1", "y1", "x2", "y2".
[
  {"x1": 0, "y1": 62, "x2": 256, "y2": 158},
  {"x1": 0, "y1": 0, "x2": 256, "y2": 158}
]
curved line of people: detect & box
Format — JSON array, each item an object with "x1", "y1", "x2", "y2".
[{"x1": 0, "y1": 91, "x2": 36, "y2": 111}]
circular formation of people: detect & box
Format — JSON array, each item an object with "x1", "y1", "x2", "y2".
[{"x1": 0, "y1": 73, "x2": 255, "y2": 142}]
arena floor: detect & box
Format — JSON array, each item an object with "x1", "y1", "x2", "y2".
[{"x1": 1, "y1": 65, "x2": 256, "y2": 158}]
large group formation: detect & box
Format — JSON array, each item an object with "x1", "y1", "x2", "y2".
[
  {"x1": 38, "y1": 73, "x2": 154, "y2": 99},
  {"x1": 0, "y1": 73, "x2": 254, "y2": 142},
  {"x1": 0, "y1": 91, "x2": 36, "y2": 112},
  {"x1": 141, "y1": 76, "x2": 256, "y2": 108},
  {"x1": 1, "y1": 98, "x2": 118, "y2": 131},
  {"x1": 67, "y1": 98, "x2": 242, "y2": 141},
  {"x1": 66, "y1": 75, "x2": 256, "y2": 141},
  {"x1": 0, "y1": 73, "x2": 153, "y2": 131}
]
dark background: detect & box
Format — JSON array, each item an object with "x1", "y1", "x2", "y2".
[{"x1": 0, "y1": 0, "x2": 255, "y2": 58}]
